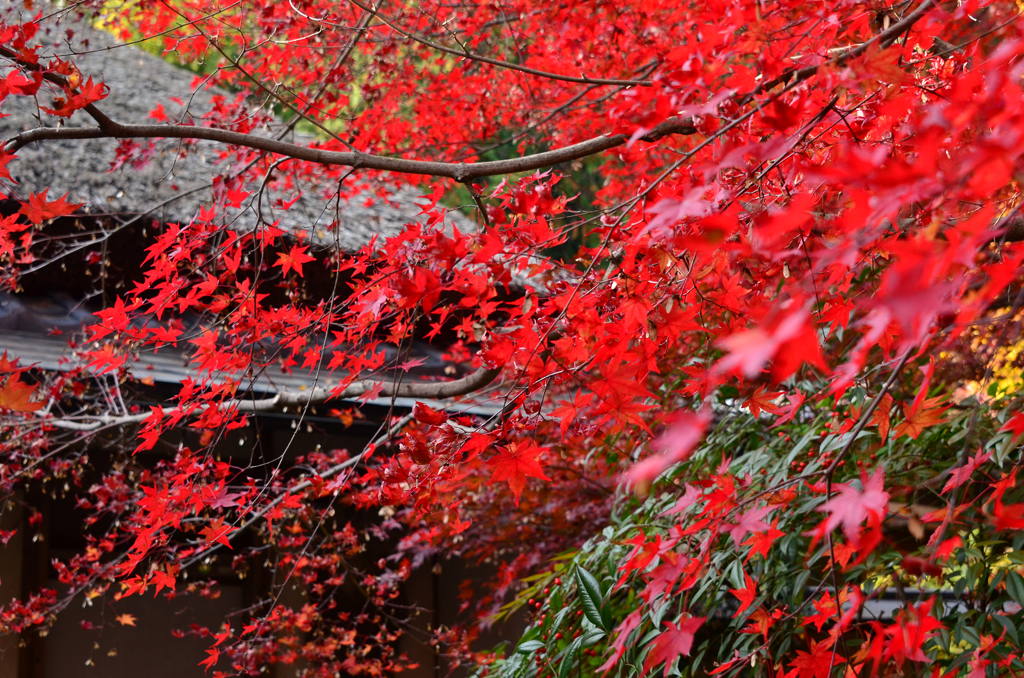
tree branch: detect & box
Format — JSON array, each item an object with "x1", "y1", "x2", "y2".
[
  {"x1": 3, "y1": 116, "x2": 695, "y2": 180},
  {"x1": 44, "y1": 365, "x2": 501, "y2": 431}
]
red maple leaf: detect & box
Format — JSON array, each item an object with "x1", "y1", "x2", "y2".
[
  {"x1": 825, "y1": 540, "x2": 857, "y2": 571},
  {"x1": 224, "y1": 187, "x2": 250, "y2": 209},
  {"x1": 643, "y1": 615, "x2": 706, "y2": 676},
  {"x1": 868, "y1": 393, "x2": 894, "y2": 441},
  {"x1": 883, "y1": 600, "x2": 943, "y2": 664},
  {"x1": 741, "y1": 608, "x2": 781, "y2": 642},
  {"x1": 726, "y1": 505, "x2": 772, "y2": 546},
  {"x1": 789, "y1": 639, "x2": 844, "y2": 678},
  {"x1": 548, "y1": 390, "x2": 594, "y2": 438},
  {"x1": 992, "y1": 501, "x2": 1024, "y2": 531},
  {"x1": 0, "y1": 375, "x2": 44, "y2": 412},
  {"x1": 151, "y1": 566, "x2": 178, "y2": 594},
  {"x1": 803, "y1": 590, "x2": 840, "y2": 631},
  {"x1": 589, "y1": 363, "x2": 655, "y2": 431},
  {"x1": 770, "y1": 392, "x2": 806, "y2": 428},
  {"x1": 487, "y1": 443, "x2": 550, "y2": 505},
  {"x1": 256, "y1": 221, "x2": 285, "y2": 249},
  {"x1": 623, "y1": 409, "x2": 711, "y2": 489},
  {"x1": 68, "y1": 75, "x2": 108, "y2": 109},
  {"x1": 717, "y1": 308, "x2": 825, "y2": 382},
  {"x1": 276, "y1": 245, "x2": 316, "y2": 277},
  {"x1": 815, "y1": 469, "x2": 889, "y2": 545},
  {"x1": 620, "y1": 531, "x2": 660, "y2": 576},
  {"x1": 200, "y1": 518, "x2": 234, "y2": 549},
  {"x1": 1001, "y1": 412, "x2": 1024, "y2": 439},
  {"x1": 19, "y1": 189, "x2": 82, "y2": 224},
  {"x1": 0, "y1": 351, "x2": 25, "y2": 373},
  {"x1": 729, "y1": 571, "x2": 757, "y2": 617},
  {"x1": 0, "y1": 153, "x2": 14, "y2": 183},
  {"x1": 934, "y1": 535, "x2": 962, "y2": 560},
  {"x1": 149, "y1": 102, "x2": 169, "y2": 122},
  {"x1": 941, "y1": 449, "x2": 991, "y2": 495},
  {"x1": 743, "y1": 386, "x2": 783, "y2": 417},
  {"x1": 208, "y1": 487, "x2": 242, "y2": 510},
  {"x1": 742, "y1": 517, "x2": 785, "y2": 561},
  {"x1": 199, "y1": 647, "x2": 219, "y2": 672},
  {"x1": 761, "y1": 92, "x2": 807, "y2": 131},
  {"x1": 893, "y1": 395, "x2": 949, "y2": 440},
  {"x1": 412, "y1": 401, "x2": 448, "y2": 426}
]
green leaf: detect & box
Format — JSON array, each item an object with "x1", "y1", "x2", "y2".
[
  {"x1": 650, "y1": 597, "x2": 673, "y2": 629},
  {"x1": 994, "y1": 615, "x2": 1020, "y2": 646},
  {"x1": 550, "y1": 589, "x2": 564, "y2": 612},
  {"x1": 958, "y1": 624, "x2": 981, "y2": 650},
  {"x1": 989, "y1": 568, "x2": 1007, "y2": 593},
  {"x1": 938, "y1": 627, "x2": 952, "y2": 653},
  {"x1": 550, "y1": 607, "x2": 570, "y2": 632},
  {"x1": 953, "y1": 574, "x2": 968, "y2": 599},
  {"x1": 558, "y1": 636, "x2": 584, "y2": 678},
  {"x1": 575, "y1": 566, "x2": 608, "y2": 632},
  {"x1": 580, "y1": 628, "x2": 606, "y2": 648},
  {"x1": 1006, "y1": 570, "x2": 1024, "y2": 606},
  {"x1": 516, "y1": 640, "x2": 544, "y2": 655}
]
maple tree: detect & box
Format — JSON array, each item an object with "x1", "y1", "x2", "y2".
[{"x1": 2, "y1": 0, "x2": 1024, "y2": 677}]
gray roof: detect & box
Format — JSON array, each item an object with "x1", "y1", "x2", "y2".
[
  {"x1": 0, "y1": 327, "x2": 504, "y2": 417},
  {"x1": 0, "y1": 2, "x2": 472, "y2": 250}
]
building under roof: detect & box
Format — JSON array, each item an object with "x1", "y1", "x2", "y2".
[{"x1": 0, "y1": 1, "x2": 499, "y2": 416}]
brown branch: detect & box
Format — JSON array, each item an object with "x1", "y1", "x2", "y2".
[
  {"x1": 0, "y1": 44, "x2": 119, "y2": 131},
  {"x1": 44, "y1": 365, "x2": 501, "y2": 431},
  {"x1": 3, "y1": 116, "x2": 695, "y2": 180},
  {"x1": 1, "y1": 1, "x2": 933, "y2": 182}
]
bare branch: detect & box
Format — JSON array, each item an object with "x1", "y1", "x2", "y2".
[
  {"x1": 3, "y1": 116, "x2": 695, "y2": 180},
  {"x1": 44, "y1": 365, "x2": 501, "y2": 431}
]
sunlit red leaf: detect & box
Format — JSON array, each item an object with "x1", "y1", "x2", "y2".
[
  {"x1": 19, "y1": 189, "x2": 82, "y2": 224},
  {"x1": 487, "y1": 443, "x2": 551, "y2": 505},
  {"x1": 0, "y1": 375, "x2": 43, "y2": 412}
]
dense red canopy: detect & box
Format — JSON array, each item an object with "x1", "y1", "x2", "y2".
[{"x1": 2, "y1": 0, "x2": 1024, "y2": 676}]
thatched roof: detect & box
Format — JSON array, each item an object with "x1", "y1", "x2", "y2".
[{"x1": 0, "y1": 2, "x2": 467, "y2": 250}]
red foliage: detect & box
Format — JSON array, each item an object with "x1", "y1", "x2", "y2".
[{"x1": 0, "y1": 0, "x2": 1022, "y2": 675}]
